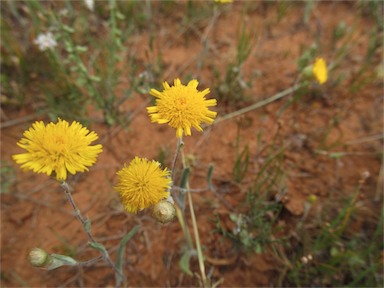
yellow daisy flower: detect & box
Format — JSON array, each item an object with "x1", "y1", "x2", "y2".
[
  {"x1": 312, "y1": 58, "x2": 328, "y2": 85},
  {"x1": 147, "y1": 78, "x2": 217, "y2": 138},
  {"x1": 214, "y1": 0, "x2": 233, "y2": 3},
  {"x1": 115, "y1": 157, "x2": 172, "y2": 214},
  {"x1": 12, "y1": 119, "x2": 103, "y2": 181}
]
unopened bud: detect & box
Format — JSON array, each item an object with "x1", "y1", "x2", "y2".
[
  {"x1": 302, "y1": 65, "x2": 314, "y2": 80},
  {"x1": 152, "y1": 200, "x2": 176, "y2": 224},
  {"x1": 28, "y1": 248, "x2": 52, "y2": 268}
]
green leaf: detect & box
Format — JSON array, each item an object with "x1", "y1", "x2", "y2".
[
  {"x1": 207, "y1": 164, "x2": 214, "y2": 190},
  {"x1": 116, "y1": 225, "x2": 140, "y2": 272},
  {"x1": 84, "y1": 218, "x2": 91, "y2": 234},
  {"x1": 47, "y1": 254, "x2": 78, "y2": 270},
  {"x1": 233, "y1": 144, "x2": 249, "y2": 183},
  {"x1": 178, "y1": 168, "x2": 190, "y2": 211},
  {"x1": 89, "y1": 242, "x2": 108, "y2": 258},
  {"x1": 63, "y1": 25, "x2": 74, "y2": 33},
  {"x1": 179, "y1": 250, "x2": 193, "y2": 276},
  {"x1": 116, "y1": 11, "x2": 125, "y2": 20},
  {"x1": 75, "y1": 45, "x2": 88, "y2": 52},
  {"x1": 89, "y1": 75, "x2": 101, "y2": 82},
  {"x1": 254, "y1": 243, "x2": 262, "y2": 254},
  {"x1": 229, "y1": 213, "x2": 238, "y2": 223},
  {"x1": 179, "y1": 168, "x2": 190, "y2": 189},
  {"x1": 329, "y1": 152, "x2": 345, "y2": 159}
]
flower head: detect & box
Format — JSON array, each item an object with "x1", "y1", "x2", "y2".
[
  {"x1": 147, "y1": 79, "x2": 217, "y2": 138},
  {"x1": 312, "y1": 58, "x2": 327, "y2": 84},
  {"x1": 34, "y1": 32, "x2": 57, "y2": 51},
  {"x1": 115, "y1": 157, "x2": 172, "y2": 214},
  {"x1": 214, "y1": 0, "x2": 233, "y2": 3},
  {"x1": 12, "y1": 119, "x2": 103, "y2": 181}
]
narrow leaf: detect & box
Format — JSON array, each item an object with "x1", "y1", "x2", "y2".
[
  {"x1": 207, "y1": 164, "x2": 214, "y2": 190},
  {"x1": 89, "y1": 242, "x2": 108, "y2": 258},
  {"x1": 179, "y1": 250, "x2": 193, "y2": 276},
  {"x1": 116, "y1": 225, "x2": 140, "y2": 272},
  {"x1": 178, "y1": 168, "x2": 190, "y2": 211}
]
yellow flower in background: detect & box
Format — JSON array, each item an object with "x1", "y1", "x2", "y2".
[
  {"x1": 12, "y1": 119, "x2": 102, "y2": 181},
  {"x1": 215, "y1": 0, "x2": 233, "y2": 3},
  {"x1": 312, "y1": 58, "x2": 328, "y2": 84},
  {"x1": 147, "y1": 79, "x2": 217, "y2": 138},
  {"x1": 115, "y1": 157, "x2": 172, "y2": 214}
]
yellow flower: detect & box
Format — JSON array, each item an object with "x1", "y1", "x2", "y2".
[
  {"x1": 312, "y1": 58, "x2": 327, "y2": 84},
  {"x1": 147, "y1": 78, "x2": 217, "y2": 138},
  {"x1": 214, "y1": 0, "x2": 233, "y2": 3},
  {"x1": 115, "y1": 157, "x2": 172, "y2": 214},
  {"x1": 12, "y1": 119, "x2": 102, "y2": 181}
]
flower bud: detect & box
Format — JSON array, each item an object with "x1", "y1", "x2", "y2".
[
  {"x1": 302, "y1": 65, "x2": 314, "y2": 79},
  {"x1": 28, "y1": 248, "x2": 52, "y2": 268},
  {"x1": 152, "y1": 200, "x2": 176, "y2": 224}
]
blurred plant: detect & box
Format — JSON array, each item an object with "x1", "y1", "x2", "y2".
[
  {"x1": 297, "y1": 43, "x2": 318, "y2": 73},
  {"x1": 215, "y1": 124, "x2": 287, "y2": 255},
  {"x1": 276, "y1": 1, "x2": 289, "y2": 23},
  {"x1": 215, "y1": 24, "x2": 256, "y2": 105},
  {"x1": 2, "y1": 0, "x2": 131, "y2": 125},
  {"x1": 284, "y1": 173, "x2": 383, "y2": 287},
  {"x1": 357, "y1": 0, "x2": 384, "y2": 28},
  {"x1": 350, "y1": 27, "x2": 382, "y2": 92},
  {"x1": 155, "y1": 145, "x2": 171, "y2": 168},
  {"x1": 233, "y1": 124, "x2": 250, "y2": 183},
  {"x1": 331, "y1": 21, "x2": 349, "y2": 50},
  {"x1": 0, "y1": 160, "x2": 16, "y2": 194}
]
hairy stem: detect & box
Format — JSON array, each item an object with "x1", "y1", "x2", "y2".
[
  {"x1": 61, "y1": 182, "x2": 124, "y2": 286},
  {"x1": 215, "y1": 84, "x2": 304, "y2": 124},
  {"x1": 171, "y1": 137, "x2": 183, "y2": 180}
]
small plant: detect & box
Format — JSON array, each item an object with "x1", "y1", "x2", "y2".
[
  {"x1": 216, "y1": 124, "x2": 287, "y2": 255},
  {"x1": 233, "y1": 124, "x2": 250, "y2": 183},
  {"x1": 0, "y1": 160, "x2": 16, "y2": 194},
  {"x1": 215, "y1": 24, "x2": 256, "y2": 105},
  {"x1": 284, "y1": 173, "x2": 383, "y2": 287},
  {"x1": 2, "y1": 0, "x2": 131, "y2": 124}
]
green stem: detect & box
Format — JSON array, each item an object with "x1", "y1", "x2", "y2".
[
  {"x1": 171, "y1": 137, "x2": 183, "y2": 180},
  {"x1": 77, "y1": 256, "x2": 103, "y2": 267},
  {"x1": 215, "y1": 84, "x2": 304, "y2": 124},
  {"x1": 187, "y1": 191, "x2": 207, "y2": 287},
  {"x1": 60, "y1": 182, "x2": 124, "y2": 283}
]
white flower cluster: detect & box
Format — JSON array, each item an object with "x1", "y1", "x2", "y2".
[{"x1": 34, "y1": 32, "x2": 57, "y2": 51}]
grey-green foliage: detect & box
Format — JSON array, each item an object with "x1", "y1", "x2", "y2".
[
  {"x1": 286, "y1": 194, "x2": 383, "y2": 287},
  {"x1": 0, "y1": 161, "x2": 16, "y2": 194},
  {"x1": 216, "y1": 25, "x2": 256, "y2": 104}
]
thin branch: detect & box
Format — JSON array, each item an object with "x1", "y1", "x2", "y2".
[
  {"x1": 215, "y1": 84, "x2": 304, "y2": 125},
  {"x1": 60, "y1": 182, "x2": 124, "y2": 285}
]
